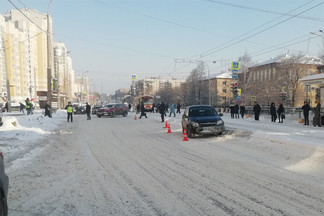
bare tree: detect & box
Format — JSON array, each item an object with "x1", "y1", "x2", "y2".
[
  {"x1": 156, "y1": 87, "x2": 181, "y2": 104},
  {"x1": 277, "y1": 54, "x2": 318, "y2": 107},
  {"x1": 238, "y1": 52, "x2": 253, "y2": 104},
  {"x1": 184, "y1": 63, "x2": 208, "y2": 105}
]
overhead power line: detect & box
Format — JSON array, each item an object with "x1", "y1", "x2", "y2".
[
  {"x1": 203, "y1": 0, "x2": 324, "y2": 22},
  {"x1": 7, "y1": 0, "x2": 46, "y2": 33},
  {"x1": 0, "y1": 32, "x2": 42, "y2": 51},
  {"x1": 198, "y1": 1, "x2": 324, "y2": 59}
]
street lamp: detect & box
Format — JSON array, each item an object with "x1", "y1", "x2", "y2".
[
  {"x1": 47, "y1": 0, "x2": 55, "y2": 108},
  {"x1": 80, "y1": 71, "x2": 88, "y2": 105},
  {"x1": 197, "y1": 60, "x2": 216, "y2": 106},
  {"x1": 310, "y1": 31, "x2": 324, "y2": 39}
]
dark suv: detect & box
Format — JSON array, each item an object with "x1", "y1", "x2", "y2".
[
  {"x1": 97, "y1": 103, "x2": 128, "y2": 118},
  {"x1": 182, "y1": 105, "x2": 225, "y2": 138}
]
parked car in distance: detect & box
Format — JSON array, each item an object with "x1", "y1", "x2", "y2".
[
  {"x1": 92, "y1": 105, "x2": 102, "y2": 115},
  {"x1": 74, "y1": 106, "x2": 86, "y2": 114},
  {"x1": 181, "y1": 105, "x2": 225, "y2": 138},
  {"x1": 97, "y1": 103, "x2": 128, "y2": 118},
  {"x1": 0, "y1": 152, "x2": 9, "y2": 216}
]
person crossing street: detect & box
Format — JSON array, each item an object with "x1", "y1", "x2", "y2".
[{"x1": 86, "y1": 102, "x2": 91, "y2": 120}]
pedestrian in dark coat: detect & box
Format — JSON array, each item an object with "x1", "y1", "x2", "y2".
[
  {"x1": 234, "y1": 104, "x2": 239, "y2": 119},
  {"x1": 136, "y1": 103, "x2": 140, "y2": 114},
  {"x1": 19, "y1": 102, "x2": 25, "y2": 114},
  {"x1": 159, "y1": 102, "x2": 166, "y2": 122},
  {"x1": 86, "y1": 102, "x2": 91, "y2": 120},
  {"x1": 152, "y1": 103, "x2": 155, "y2": 113},
  {"x1": 44, "y1": 101, "x2": 52, "y2": 118},
  {"x1": 128, "y1": 103, "x2": 131, "y2": 111},
  {"x1": 240, "y1": 104, "x2": 246, "y2": 119},
  {"x1": 5, "y1": 102, "x2": 8, "y2": 112},
  {"x1": 313, "y1": 101, "x2": 321, "y2": 127},
  {"x1": 230, "y1": 105, "x2": 234, "y2": 118},
  {"x1": 253, "y1": 102, "x2": 261, "y2": 121},
  {"x1": 277, "y1": 103, "x2": 285, "y2": 123},
  {"x1": 139, "y1": 102, "x2": 147, "y2": 119},
  {"x1": 270, "y1": 102, "x2": 277, "y2": 122},
  {"x1": 301, "y1": 101, "x2": 311, "y2": 125},
  {"x1": 176, "y1": 103, "x2": 181, "y2": 114}
]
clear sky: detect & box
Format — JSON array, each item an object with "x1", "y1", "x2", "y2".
[{"x1": 2, "y1": 0, "x2": 324, "y2": 94}]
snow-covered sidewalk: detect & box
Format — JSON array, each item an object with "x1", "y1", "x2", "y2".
[{"x1": 0, "y1": 110, "x2": 66, "y2": 164}]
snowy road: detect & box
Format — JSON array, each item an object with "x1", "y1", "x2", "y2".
[{"x1": 6, "y1": 112, "x2": 324, "y2": 216}]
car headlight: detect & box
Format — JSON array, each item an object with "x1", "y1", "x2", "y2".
[
  {"x1": 216, "y1": 120, "x2": 224, "y2": 125},
  {"x1": 191, "y1": 122, "x2": 199, "y2": 127}
]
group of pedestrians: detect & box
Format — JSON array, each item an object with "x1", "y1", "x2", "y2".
[
  {"x1": 136, "y1": 101, "x2": 181, "y2": 123},
  {"x1": 252, "y1": 101, "x2": 322, "y2": 127},
  {"x1": 230, "y1": 104, "x2": 246, "y2": 119},
  {"x1": 269, "y1": 102, "x2": 285, "y2": 123},
  {"x1": 229, "y1": 100, "x2": 322, "y2": 127}
]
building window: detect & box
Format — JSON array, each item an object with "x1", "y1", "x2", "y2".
[
  {"x1": 222, "y1": 81, "x2": 226, "y2": 85},
  {"x1": 222, "y1": 89, "x2": 226, "y2": 93}
]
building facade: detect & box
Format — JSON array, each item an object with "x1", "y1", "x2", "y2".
[
  {"x1": 0, "y1": 9, "x2": 76, "y2": 109},
  {"x1": 239, "y1": 54, "x2": 324, "y2": 107}
]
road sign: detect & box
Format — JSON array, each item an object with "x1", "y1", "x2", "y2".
[
  {"x1": 251, "y1": 96, "x2": 256, "y2": 101},
  {"x1": 238, "y1": 89, "x2": 241, "y2": 96},
  {"x1": 232, "y1": 69, "x2": 239, "y2": 74},
  {"x1": 232, "y1": 61, "x2": 240, "y2": 70},
  {"x1": 131, "y1": 74, "x2": 137, "y2": 80},
  {"x1": 236, "y1": 96, "x2": 240, "y2": 100},
  {"x1": 232, "y1": 75, "x2": 238, "y2": 79}
]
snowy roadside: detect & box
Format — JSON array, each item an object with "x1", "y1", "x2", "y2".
[{"x1": 0, "y1": 110, "x2": 66, "y2": 167}]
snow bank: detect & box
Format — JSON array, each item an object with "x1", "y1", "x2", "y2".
[{"x1": 0, "y1": 109, "x2": 66, "y2": 163}]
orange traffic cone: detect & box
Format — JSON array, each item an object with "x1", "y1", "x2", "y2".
[
  {"x1": 183, "y1": 129, "x2": 189, "y2": 141},
  {"x1": 164, "y1": 120, "x2": 168, "y2": 128},
  {"x1": 134, "y1": 115, "x2": 137, "y2": 120},
  {"x1": 167, "y1": 124, "x2": 171, "y2": 133}
]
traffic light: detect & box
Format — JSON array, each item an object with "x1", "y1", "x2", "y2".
[
  {"x1": 280, "y1": 91, "x2": 287, "y2": 100},
  {"x1": 233, "y1": 82, "x2": 238, "y2": 93},
  {"x1": 231, "y1": 82, "x2": 235, "y2": 92}
]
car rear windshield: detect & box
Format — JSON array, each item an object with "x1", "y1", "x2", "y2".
[
  {"x1": 189, "y1": 108, "x2": 217, "y2": 117},
  {"x1": 104, "y1": 105, "x2": 114, "y2": 108}
]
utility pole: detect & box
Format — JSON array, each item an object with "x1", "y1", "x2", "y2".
[{"x1": 47, "y1": 1, "x2": 54, "y2": 108}]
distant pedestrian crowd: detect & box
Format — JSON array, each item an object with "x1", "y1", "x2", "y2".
[{"x1": 229, "y1": 100, "x2": 322, "y2": 127}]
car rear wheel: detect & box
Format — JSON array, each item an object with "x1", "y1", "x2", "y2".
[
  {"x1": 123, "y1": 111, "x2": 128, "y2": 117},
  {"x1": 187, "y1": 128, "x2": 193, "y2": 138},
  {"x1": 97, "y1": 114, "x2": 102, "y2": 118}
]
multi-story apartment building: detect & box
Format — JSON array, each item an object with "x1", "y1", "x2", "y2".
[
  {"x1": 3, "y1": 9, "x2": 52, "y2": 107},
  {"x1": 0, "y1": 9, "x2": 76, "y2": 109},
  {"x1": 74, "y1": 75, "x2": 89, "y2": 105},
  {"x1": 0, "y1": 15, "x2": 7, "y2": 101},
  {"x1": 66, "y1": 56, "x2": 75, "y2": 103},
  {"x1": 53, "y1": 42, "x2": 72, "y2": 108},
  {"x1": 134, "y1": 77, "x2": 184, "y2": 96},
  {"x1": 209, "y1": 71, "x2": 235, "y2": 107}
]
